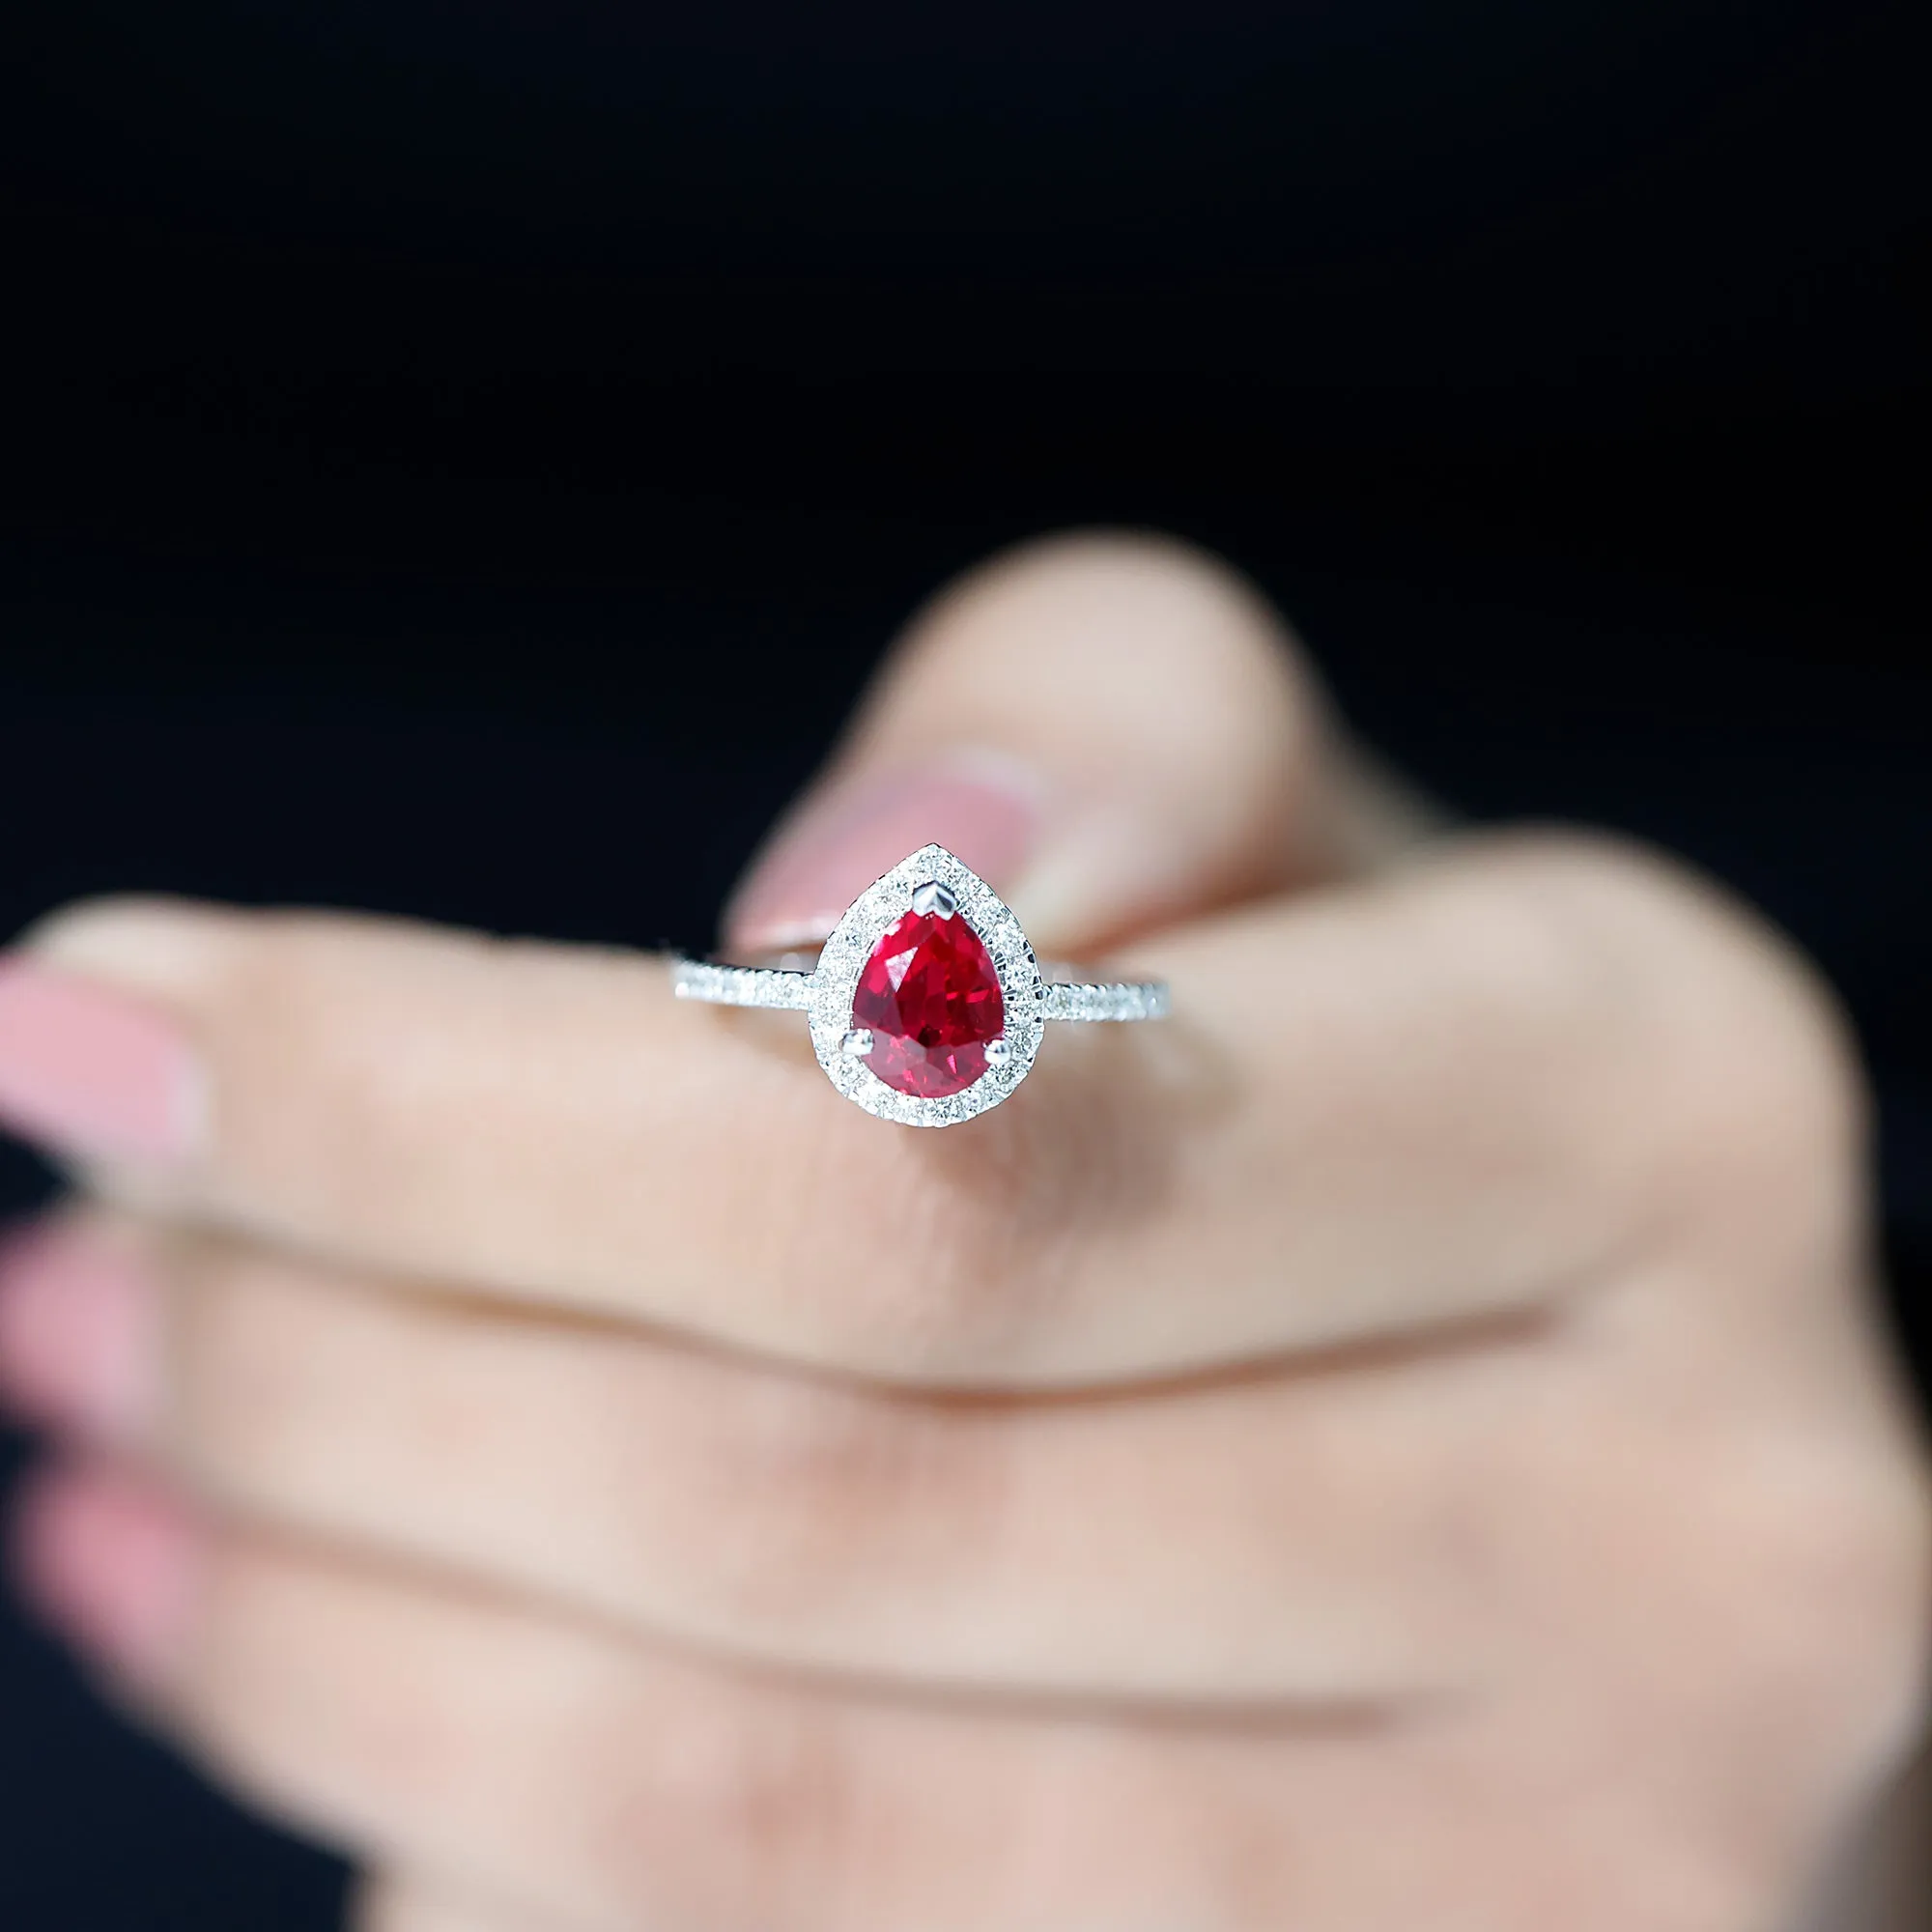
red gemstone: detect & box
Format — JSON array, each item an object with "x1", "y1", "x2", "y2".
[{"x1": 852, "y1": 906, "x2": 1006, "y2": 1098}]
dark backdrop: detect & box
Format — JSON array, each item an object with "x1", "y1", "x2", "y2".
[{"x1": 2, "y1": 4, "x2": 1927, "y2": 1925}]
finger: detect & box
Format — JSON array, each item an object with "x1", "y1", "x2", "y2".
[
  {"x1": 1, "y1": 835, "x2": 1838, "y2": 1384},
  {"x1": 0, "y1": 1213, "x2": 1564, "y2": 1700},
  {"x1": 14, "y1": 1181, "x2": 1903, "y2": 1712},
  {"x1": 14, "y1": 1464, "x2": 1876, "y2": 1932},
  {"x1": 723, "y1": 532, "x2": 1433, "y2": 959},
  {"x1": 5, "y1": 1465, "x2": 1425, "y2": 1932}
]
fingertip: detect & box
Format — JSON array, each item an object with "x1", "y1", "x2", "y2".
[
  {"x1": 0, "y1": 951, "x2": 208, "y2": 1166},
  {"x1": 0, "y1": 1218, "x2": 161, "y2": 1437},
  {"x1": 10, "y1": 1460, "x2": 205, "y2": 1690},
  {"x1": 19, "y1": 895, "x2": 236, "y2": 989}
]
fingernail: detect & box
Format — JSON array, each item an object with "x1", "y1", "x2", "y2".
[
  {"x1": 0, "y1": 1222, "x2": 161, "y2": 1438},
  {"x1": 0, "y1": 957, "x2": 204, "y2": 1165},
  {"x1": 11, "y1": 1463, "x2": 203, "y2": 1689},
  {"x1": 724, "y1": 755, "x2": 1045, "y2": 952}
]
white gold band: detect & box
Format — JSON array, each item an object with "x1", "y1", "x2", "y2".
[
  {"x1": 670, "y1": 957, "x2": 1169, "y2": 1024},
  {"x1": 1039, "y1": 978, "x2": 1171, "y2": 1023},
  {"x1": 669, "y1": 959, "x2": 815, "y2": 1011}
]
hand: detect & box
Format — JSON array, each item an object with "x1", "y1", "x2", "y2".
[{"x1": 0, "y1": 536, "x2": 1925, "y2": 1932}]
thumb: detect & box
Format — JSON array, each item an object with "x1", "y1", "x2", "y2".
[{"x1": 724, "y1": 532, "x2": 1431, "y2": 960}]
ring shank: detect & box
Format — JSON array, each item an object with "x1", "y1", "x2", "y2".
[
  {"x1": 1039, "y1": 979, "x2": 1170, "y2": 1022},
  {"x1": 669, "y1": 959, "x2": 814, "y2": 1010},
  {"x1": 670, "y1": 957, "x2": 1168, "y2": 1021}
]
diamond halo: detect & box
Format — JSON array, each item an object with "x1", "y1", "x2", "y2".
[{"x1": 809, "y1": 843, "x2": 1045, "y2": 1126}]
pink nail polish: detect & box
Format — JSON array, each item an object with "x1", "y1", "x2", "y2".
[
  {"x1": 0, "y1": 1223, "x2": 159, "y2": 1437},
  {"x1": 0, "y1": 958, "x2": 203, "y2": 1164},
  {"x1": 725, "y1": 759, "x2": 1043, "y2": 953},
  {"x1": 11, "y1": 1463, "x2": 202, "y2": 1688}
]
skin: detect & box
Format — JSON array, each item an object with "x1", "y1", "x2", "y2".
[{"x1": 1, "y1": 534, "x2": 1927, "y2": 1931}]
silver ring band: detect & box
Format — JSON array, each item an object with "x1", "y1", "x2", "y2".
[{"x1": 671, "y1": 958, "x2": 1170, "y2": 1024}]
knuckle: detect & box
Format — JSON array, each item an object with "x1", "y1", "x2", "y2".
[
  {"x1": 1736, "y1": 1433, "x2": 1932, "y2": 1746},
  {"x1": 594, "y1": 1691, "x2": 863, "y2": 1924},
  {"x1": 691, "y1": 1376, "x2": 1003, "y2": 1626},
  {"x1": 1658, "y1": 933, "x2": 1862, "y2": 1203},
  {"x1": 1653, "y1": 1409, "x2": 1932, "y2": 1783},
  {"x1": 1471, "y1": 831, "x2": 1866, "y2": 1208},
  {"x1": 1541, "y1": 1396, "x2": 1932, "y2": 1919}
]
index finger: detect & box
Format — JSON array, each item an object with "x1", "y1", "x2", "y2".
[{"x1": 1, "y1": 833, "x2": 1833, "y2": 1387}]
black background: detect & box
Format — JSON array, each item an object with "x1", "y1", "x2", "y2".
[{"x1": 1, "y1": 3, "x2": 1928, "y2": 1924}]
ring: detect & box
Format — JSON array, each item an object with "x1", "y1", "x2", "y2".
[{"x1": 672, "y1": 842, "x2": 1170, "y2": 1126}]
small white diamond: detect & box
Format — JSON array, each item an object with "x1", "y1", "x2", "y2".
[
  {"x1": 910, "y1": 879, "x2": 956, "y2": 918},
  {"x1": 841, "y1": 1028, "x2": 873, "y2": 1058}
]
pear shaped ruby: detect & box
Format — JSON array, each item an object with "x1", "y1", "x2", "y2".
[{"x1": 852, "y1": 905, "x2": 1006, "y2": 1098}]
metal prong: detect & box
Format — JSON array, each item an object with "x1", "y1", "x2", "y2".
[
  {"x1": 840, "y1": 1028, "x2": 874, "y2": 1059},
  {"x1": 984, "y1": 1038, "x2": 1010, "y2": 1065},
  {"x1": 910, "y1": 880, "x2": 957, "y2": 919}
]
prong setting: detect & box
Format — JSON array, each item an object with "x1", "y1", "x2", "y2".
[
  {"x1": 840, "y1": 1028, "x2": 874, "y2": 1059},
  {"x1": 909, "y1": 879, "x2": 957, "y2": 919}
]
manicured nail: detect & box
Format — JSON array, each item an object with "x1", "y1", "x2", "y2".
[
  {"x1": 0, "y1": 1222, "x2": 160, "y2": 1438},
  {"x1": 11, "y1": 1463, "x2": 203, "y2": 1689},
  {"x1": 725, "y1": 756, "x2": 1045, "y2": 952},
  {"x1": 0, "y1": 957, "x2": 203, "y2": 1165}
]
